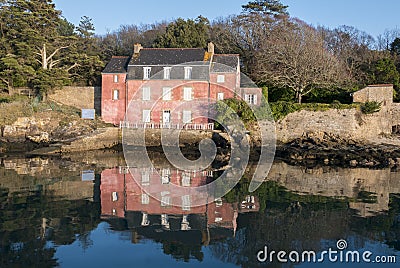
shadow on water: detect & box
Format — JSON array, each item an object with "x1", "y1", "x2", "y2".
[{"x1": 0, "y1": 151, "x2": 399, "y2": 267}]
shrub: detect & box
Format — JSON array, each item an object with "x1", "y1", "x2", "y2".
[{"x1": 360, "y1": 101, "x2": 381, "y2": 114}]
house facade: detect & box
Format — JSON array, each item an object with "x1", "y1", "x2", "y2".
[{"x1": 101, "y1": 43, "x2": 261, "y2": 127}]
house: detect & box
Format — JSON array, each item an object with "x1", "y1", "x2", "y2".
[{"x1": 101, "y1": 43, "x2": 262, "y2": 127}]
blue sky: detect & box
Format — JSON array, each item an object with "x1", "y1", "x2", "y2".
[{"x1": 53, "y1": 0, "x2": 400, "y2": 38}]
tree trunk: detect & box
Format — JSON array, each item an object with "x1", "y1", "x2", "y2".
[{"x1": 295, "y1": 91, "x2": 302, "y2": 104}]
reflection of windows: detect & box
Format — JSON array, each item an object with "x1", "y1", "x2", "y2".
[
  {"x1": 112, "y1": 192, "x2": 118, "y2": 202},
  {"x1": 142, "y1": 87, "x2": 151, "y2": 101},
  {"x1": 164, "y1": 67, "x2": 171, "y2": 80},
  {"x1": 141, "y1": 193, "x2": 150, "y2": 205},
  {"x1": 217, "y1": 92, "x2": 224, "y2": 101},
  {"x1": 182, "y1": 110, "x2": 192, "y2": 124},
  {"x1": 182, "y1": 195, "x2": 191, "y2": 211},
  {"x1": 143, "y1": 67, "x2": 151, "y2": 80},
  {"x1": 162, "y1": 169, "x2": 170, "y2": 184},
  {"x1": 217, "y1": 75, "x2": 225, "y2": 83},
  {"x1": 113, "y1": 75, "x2": 119, "y2": 83},
  {"x1": 141, "y1": 171, "x2": 150, "y2": 186},
  {"x1": 162, "y1": 87, "x2": 172, "y2": 101},
  {"x1": 142, "y1": 110, "x2": 151, "y2": 123},
  {"x1": 183, "y1": 87, "x2": 192, "y2": 101},
  {"x1": 113, "y1": 89, "x2": 119, "y2": 100},
  {"x1": 245, "y1": 94, "x2": 257, "y2": 105},
  {"x1": 215, "y1": 217, "x2": 223, "y2": 222},
  {"x1": 182, "y1": 173, "x2": 191, "y2": 187},
  {"x1": 184, "y1": 67, "x2": 192, "y2": 80}
]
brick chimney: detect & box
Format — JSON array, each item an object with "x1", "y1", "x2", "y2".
[
  {"x1": 208, "y1": 42, "x2": 215, "y2": 55},
  {"x1": 134, "y1": 43, "x2": 143, "y2": 54}
]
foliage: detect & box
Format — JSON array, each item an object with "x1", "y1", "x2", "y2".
[
  {"x1": 0, "y1": 0, "x2": 104, "y2": 98},
  {"x1": 242, "y1": 0, "x2": 288, "y2": 16},
  {"x1": 153, "y1": 16, "x2": 210, "y2": 48},
  {"x1": 360, "y1": 101, "x2": 382, "y2": 114}
]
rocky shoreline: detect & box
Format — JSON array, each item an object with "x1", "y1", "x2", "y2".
[{"x1": 1, "y1": 128, "x2": 400, "y2": 169}]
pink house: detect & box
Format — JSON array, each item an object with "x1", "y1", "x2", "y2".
[{"x1": 101, "y1": 43, "x2": 262, "y2": 127}]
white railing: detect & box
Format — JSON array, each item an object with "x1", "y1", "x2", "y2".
[{"x1": 120, "y1": 121, "x2": 214, "y2": 131}]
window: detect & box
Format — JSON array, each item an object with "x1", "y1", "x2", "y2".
[
  {"x1": 182, "y1": 173, "x2": 191, "y2": 187},
  {"x1": 182, "y1": 110, "x2": 192, "y2": 124},
  {"x1": 183, "y1": 87, "x2": 192, "y2": 101},
  {"x1": 184, "y1": 67, "x2": 192, "y2": 80},
  {"x1": 143, "y1": 67, "x2": 151, "y2": 80},
  {"x1": 161, "y1": 169, "x2": 170, "y2": 184},
  {"x1": 217, "y1": 92, "x2": 224, "y2": 101},
  {"x1": 142, "y1": 87, "x2": 151, "y2": 101},
  {"x1": 217, "y1": 75, "x2": 225, "y2": 83},
  {"x1": 141, "y1": 171, "x2": 150, "y2": 186},
  {"x1": 112, "y1": 192, "x2": 118, "y2": 202},
  {"x1": 161, "y1": 192, "x2": 171, "y2": 207},
  {"x1": 245, "y1": 94, "x2": 257, "y2": 105},
  {"x1": 162, "y1": 87, "x2": 172, "y2": 101},
  {"x1": 141, "y1": 194, "x2": 150, "y2": 205},
  {"x1": 182, "y1": 195, "x2": 191, "y2": 211},
  {"x1": 113, "y1": 75, "x2": 119, "y2": 83},
  {"x1": 142, "y1": 110, "x2": 151, "y2": 123},
  {"x1": 164, "y1": 67, "x2": 171, "y2": 80},
  {"x1": 113, "y1": 89, "x2": 119, "y2": 100}
]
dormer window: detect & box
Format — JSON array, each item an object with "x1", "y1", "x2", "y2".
[
  {"x1": 143, "y1": 67, "x2": 151, "y2": 80},
  {"x1": 164, "y1": 67, "x2": 171, "y2": 80},
  {"x1": 184, "y1": 67, "x2": 192, "y2": 80}
]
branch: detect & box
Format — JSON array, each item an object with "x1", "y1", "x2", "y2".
[
  {"x1": 49, "y1": 59, "x2": 62, "y2": 70},
  {"x1": 46, "y1": 46, "x2": 69, "y2": 62},
  {"x1": 66, "y1": 62, "x2": 80, "y2": 72}
]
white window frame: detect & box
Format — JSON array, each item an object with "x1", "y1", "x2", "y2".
[
  {"x1": 184, "y1": 67, "x2": 192, "y2": 80},
  {"x1": 183, "y1": 87, "x2": 193, "y2": 101},
  {"x1": 162, "y1": 87, "x2": 172, "y2": 101},
  {"x1": 141, "y1": 193, "x2": 150, "y2": 205},
  {"x1": 217, "y1": 75, "x2": 225, "y2": 83},
  {"x1": 161, "y1": 168, "x2": 170, "y2": 184},
  {"x1": 217, "y1": 92, "x2": 224, "y2": 101},
  {"x1": 143, "y1": 67, "x2": 151, "y2": 80},
  {"x1": 182, "y1": 110, "x2": 192, "y2": 124},
  {"x1": 113, "y1": 75, "x2": 119, "y2": 83},
  {"x1": 164, "y1": 67, "x2": 171, "y2": 80},
  {"x1": 142, "y1": 109, "x2": 151, "y2": 123},
  {"x1": 113, "y1": 89, "x2": 119, "y2": 100},
  {"x1": 182, "y1": 195, "x2": 191, "y2": 211},
  {"x1": 142, "y1": 87, "x2": 151, "y2": 101},
  {"x1": 182, "y1": 173, "x2": 191, "y2": 187},
  {"x1": 141, "y1": 171, "x2": 150, "y2": 186},
  {"x1": 245, "y1": 94, "x2": 257, "y2": 105}
]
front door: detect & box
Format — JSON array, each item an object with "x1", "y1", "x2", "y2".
[{"x1": 163, "y1": 110, "x2": 171, "y2": 124}]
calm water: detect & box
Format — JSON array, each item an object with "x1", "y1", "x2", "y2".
[{"x1": 1, "y1": 151, "x2": 400, "y2": 267}]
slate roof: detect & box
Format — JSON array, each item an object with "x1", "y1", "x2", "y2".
[
  {"x1": 211, "y1": 54, "x2": 239, "y2": 73},
  {"x1": 129, "y1": 48, "x2": 206, "y2": 66},
  {"x1": 102, "y1": 56, "x2": 131, "y2": 73}
]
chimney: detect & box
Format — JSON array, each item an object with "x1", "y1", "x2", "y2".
[
  {"x1": 208, "y1": 42, "x2": 215, "y2": 55},
  {"x1": 134, "y1": 43, "x2": 143, "y2": 54}
]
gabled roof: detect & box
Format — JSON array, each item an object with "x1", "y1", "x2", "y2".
[
  {"x1": 211, "y1": 54, "x2": 239, "y2": 72},
  {"x1": 129, "y1": 48, "x2": 206, "y2": 66},
  {"x1": 103, "y1": 56, "x2": 131, "y2": 73}
]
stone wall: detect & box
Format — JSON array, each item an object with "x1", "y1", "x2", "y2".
[
  {"x1": 49, "y1": 86, "x2": 101, "y2": 114},
  {"x1": 391, "y1": 103, "x2": 400, "y2": 127},
  {"x1": 274, "y1": 108, "x2": 392, "y2": 143}
]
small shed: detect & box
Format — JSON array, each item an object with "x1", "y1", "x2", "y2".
[{"x1": 353, "y1": 84, "x2": 394, "y2": 107}]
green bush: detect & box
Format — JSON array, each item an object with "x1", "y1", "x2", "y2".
[{"x1": 360, "y1": 101, "x2": 381, "y2": 114}]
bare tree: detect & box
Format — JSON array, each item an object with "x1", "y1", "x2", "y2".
[{"x1": 257, "y1": 19, "x2": 349, "y2": 103}]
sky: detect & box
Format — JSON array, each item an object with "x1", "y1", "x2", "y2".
[{"x1": 53, "y1": 0, "x2": 400, "y2": 38}]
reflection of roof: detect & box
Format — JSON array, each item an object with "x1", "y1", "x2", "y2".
[
  {"x1": 102, "y1": 56, "x2": 130, "y2": 73},
  {"x1": 129, "y1": 48, "x2": 206, "y2": 66},
  {"x1": 211, "y1": 54, "x2": 239, "y2": 72}
]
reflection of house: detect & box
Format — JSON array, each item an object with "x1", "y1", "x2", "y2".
[
  {"x1": 100, "y1": 167, "x2": 259, "y2": 243},
  {"x1": 101, "y1": 43, "x2": 262, "y2": 126}
]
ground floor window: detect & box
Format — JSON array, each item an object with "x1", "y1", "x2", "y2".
[
  {"x1": 142, "y1": 110, "x2": 151, "y2": 123},
  {"x1": 182, "y1": 110, "x2": 192, "y2": 124},
  {"x1": 113, "y1": 89, "x2": 119, "y2": 100}
]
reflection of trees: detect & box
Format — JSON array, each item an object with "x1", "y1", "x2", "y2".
[
  {"x1": 163, "y1": 241, "x2": 204, "y2": 262},
  {"x1": 0, "y1": 186, "x2": 100, "y2": 267},
  {"x1": 209, "y1": 182, "x2": 400, "y2": 267}
]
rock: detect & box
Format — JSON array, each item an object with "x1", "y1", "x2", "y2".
[
  {"x1": 388, "y1": 158, "x2": 396, "y2": 166},
  {"x1": 324, "y1": 159, "x2": 330, "y2": 165},
  {"x1": 350, "y1": 160, "x2": 358, "y2": 167},
  {"x1": 27, "y1": 132, "x2": 49, "y2": 143}
]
